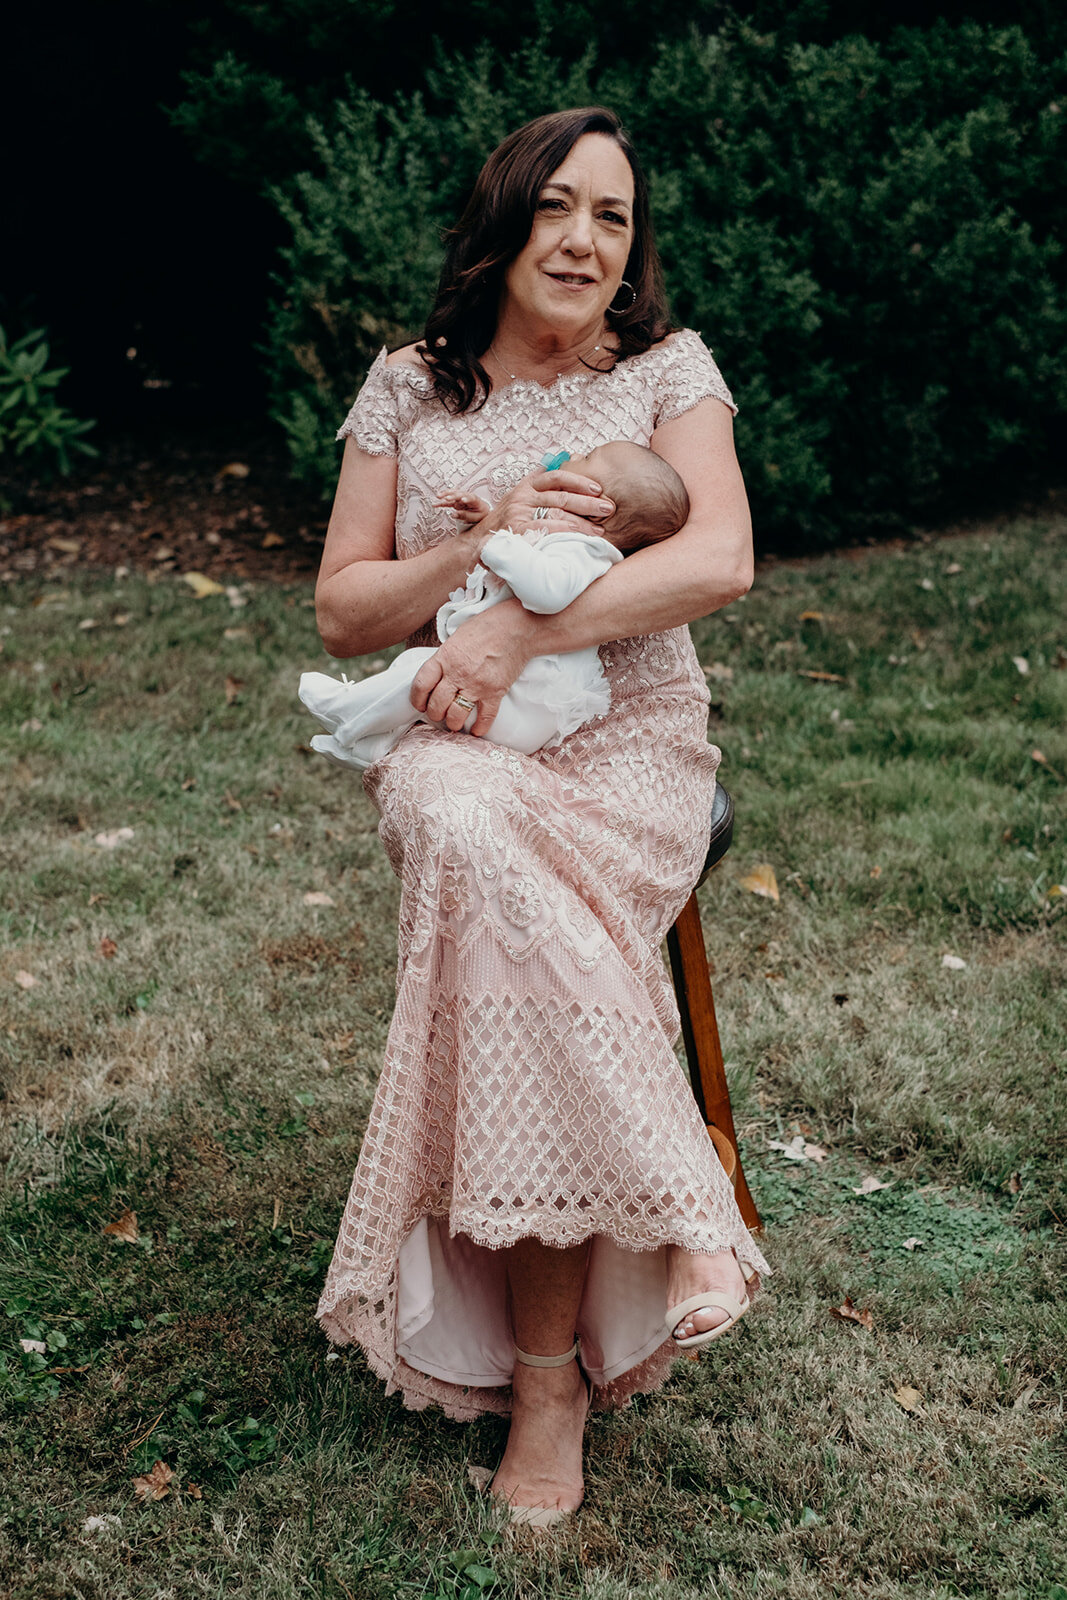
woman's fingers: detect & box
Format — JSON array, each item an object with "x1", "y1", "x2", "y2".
[
  {"x1": 529, "y1": 469, "x2": 604, "y2": 496},
  {"x1": 537, "y1": 491, "x2": 615, "y2": 518},
  {"x1": 409, "y1": 654, "x2": 443, "y2": 713}
]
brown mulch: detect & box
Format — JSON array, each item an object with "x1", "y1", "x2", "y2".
[{"x1": 0, "y1": 429, "x2": 328, "y2": 587}]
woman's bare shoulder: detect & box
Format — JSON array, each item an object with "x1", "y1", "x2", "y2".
[{"x1": 386, "y1": 342, "x2": 430, "y2": 370}]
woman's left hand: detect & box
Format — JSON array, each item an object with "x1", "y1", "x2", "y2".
[{"x1": 410, "y1": 598, "x2": 536, "y2": 737}]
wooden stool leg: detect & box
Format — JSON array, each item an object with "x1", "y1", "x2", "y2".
[{"x1": 666, "y1": 891, "x2": 762, "y2": 1233}]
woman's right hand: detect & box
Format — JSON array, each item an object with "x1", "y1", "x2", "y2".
[{"x1": 450, "y1": 468, "x2": 616, "y2": 553}]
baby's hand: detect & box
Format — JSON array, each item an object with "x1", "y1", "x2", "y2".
[{"x1": 434, "y1": 489, "x2": 491, "y2": 525}]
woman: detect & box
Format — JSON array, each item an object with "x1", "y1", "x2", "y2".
[{"x1": 314, "y1": 106, "x2": 769, "y2": 1525}]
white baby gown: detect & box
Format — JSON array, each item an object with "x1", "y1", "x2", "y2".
[{"x1": 299, "y1": 525, "x2": 624, "y2": 770}]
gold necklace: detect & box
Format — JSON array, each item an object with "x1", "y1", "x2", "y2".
[{"x1": 487, "y1": 335, "x2": 608, "y2": 381}]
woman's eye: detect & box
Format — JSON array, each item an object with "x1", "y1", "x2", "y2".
[
  {"x1": 538, "y1": 198, "x2": 566, "y2": 211},
  {"x1": 601, "y1": 211, "x2": 628, "y2": 226}
]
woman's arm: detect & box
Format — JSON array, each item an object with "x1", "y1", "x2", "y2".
[
  {"x1": 410, "y1": 396, "x2": 752, "y2": 732},
  {"x1": 526, "y1": 395, "x2": 753, "y2": 654},
  {"x1": 314, "y1": 440, "x2": 485, "y2": 657},
  {"x1": 314, "y1": 439, "x2": 614, "y2": 658}
]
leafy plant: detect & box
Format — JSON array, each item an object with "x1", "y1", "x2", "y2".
[{"x1": 0, "y1": 325, "x2": 97, "y2": 478}]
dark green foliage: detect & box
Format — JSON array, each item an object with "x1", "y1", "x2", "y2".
[
  {"x1": 260, "y1": 22, "x2": 1066, "y2": 548},
  {"x1": 0, "y1": 326, "x2": 97, "y2": 483}
]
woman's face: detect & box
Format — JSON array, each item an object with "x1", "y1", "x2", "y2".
[{"x1": 501, "y1": 133, "x2": 636, "y2": 338}]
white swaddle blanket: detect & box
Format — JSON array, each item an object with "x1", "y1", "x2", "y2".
[{"x1": 299, "y1": 526, "x2": 623, "y2": 772}]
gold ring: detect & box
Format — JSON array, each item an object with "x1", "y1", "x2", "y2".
[{"x1": 453, "y1": 693, "x2": 476, "y2": 710}]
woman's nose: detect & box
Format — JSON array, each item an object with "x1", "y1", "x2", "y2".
[{"x1": 562, "y1": 209, "x2": 594, "y2": 255}]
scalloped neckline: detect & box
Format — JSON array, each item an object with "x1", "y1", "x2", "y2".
[{"x1": 382, "y1": 331, "x2": 689, "y2": 403}]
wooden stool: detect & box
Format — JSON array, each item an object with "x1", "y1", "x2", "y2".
[{"x1": 665, "y1": 783, "x2": 762, "y2": 1233}]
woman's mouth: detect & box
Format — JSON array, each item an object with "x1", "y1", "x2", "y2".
[{"x1": 546, "y1": 272, "x2": 597, "y2": 290}]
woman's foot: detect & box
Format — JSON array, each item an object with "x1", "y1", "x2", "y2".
[
  {"x1": 665, "y1": 1246, "x2": 756, "y2": 1342},
  {"x1": 490, "y1": 1357, "x2": 589, "y2": 1519}
]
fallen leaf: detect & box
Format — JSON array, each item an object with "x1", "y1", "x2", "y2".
[
  {"x1": 83, "y1": 1513, "x2": 122, "y2": 1532},
  {"x1": 768, "y1": 1135, "x2": 828, "y2": 1163},
  {"x1": 224, "y1": 675, "x2": 244, "y2": 706},
  {"x1": 99, "y1": 937, "x2": 118, "y2": 959},
  {"x1": 796, "y1": 669, "x2": 846, "y2": 683},
  {"x1": 20, "y1": 1338, "x2": 47, "y2": 1354},
  {"x1": 88, "y1": 892, "x2": 107, "y2": 906},
  {"x1": 261, "y1": 531, "x2": 284, "y2": 549},
  {"x1": 103, "y1": 1209, "x2": 139, "y2": 1244},
  {"x1": 918, "y1": 578, "x2": 935, "y2": 591},
  {"x1": 1047, "y1": 884, "x2": 1067, "y2": 900},
  {"x1": 1012, "y1": 656, "x2": 1030, "y2": 676},
  {"x1": 830, "y1": 1296, "x2": 874, "y2": 1331},
  {"x1": 216, "y1": 461, "x2": 250, "y2": 480},
  {"x1": 185, "y1": 1482, "x2": 203, "y2": 1500},
  {"x1": 224, "y1": 626, "x2": 250, "y2": 640},
  {"x1": 701, "y1": 661, "x2": 734, "y2": 683},
  {"x1": 94, "y1": 827, "x2": 135, "y2": 849},
  {"x1": 893, "y1": 1385, "x2": 923, "y2": 1414},
  {"x1": 225, "y1": 586, "x2": 248, "y2": 609},
  {"x1": 798, "y1": 610, "x2": 825, "y2": 621},
  {"x1": 739, "y1": 863, "x2": 779, "y2": 902},
  {"x1": 78, "y1": 617, "x2": 98, "y2": 631},
  {"x1": 1014, "y1": 1385, "x2": 1037, "y2": 1411},
  {"x1": 223, "y1": 790, "x2": 242, "y2": 812},
  {"x1": 152, "y1": 546, "x2": 175, "y2": 563},
  {"x1": 19, "y1": 717, "x2": 43, "y2": 733},
  {"x1": 181, "y1": 776, "x2": 196, "y2": 792},
  {"x1": 14, "y1": 970, "x2": 38, "y2": 989},
  {"x1": 901, "y1": 1237, "x2": 923, "y2": 1251},
  {"x1": 870, "y1": 865, "x2": 882, "y2": 879},
  {"x1": 47, "y1": 536, "x2": 82, "y2": 554},
  {"x1": 303, "y1": 891, "x2": 336, "y2": 907},
  {"x1": 941, "y1": 953, "x2": 967, "y2": 970},
  {"x1": 182, "y1": 571, "x2": 225, "y2": 599},
  {"x1": 467, "y1": 1464, "x2": 493, "y2": 1490},
  {"x1": 943, "y1": 562, "x2": 963, "y2": 575},
  {"x1": 1008, "y1": 1172, "x2": 1022, "y2": 1194},
  {"x1": 853, "y1": 1175, "x2": 891, "y2": 1195},
  {"x1": 112, "y1": 612, "x2": 131, "y2": 626},
  {"x1": 132, "y1": 1460, "x2": 174, "y2": 1501}
]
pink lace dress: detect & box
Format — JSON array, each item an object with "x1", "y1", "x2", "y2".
[{"x1": 315, "y1": 328, "x2": 770, "y2": 1419}]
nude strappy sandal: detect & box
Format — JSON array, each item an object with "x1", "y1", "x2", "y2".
[
  {"x1": 488, "y1": 1339, "x2": 589, "y2": 1530},
  {"x1": 665, "y1": 1258, "x2": 759, "y2": 1350}
]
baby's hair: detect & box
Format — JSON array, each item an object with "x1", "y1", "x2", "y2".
[{"x1": 584, "y1": 442, "x2": 690, "y2": 552}]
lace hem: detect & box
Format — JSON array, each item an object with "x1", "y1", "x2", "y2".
[{"x1": 316, "y1": 1283, "x2": 686, "y2": 1421}]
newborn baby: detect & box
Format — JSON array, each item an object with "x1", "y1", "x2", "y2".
[{"x1": 298, "y1": 442, "x2": 689, "y2": 770}]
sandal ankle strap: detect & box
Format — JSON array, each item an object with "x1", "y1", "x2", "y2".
[{"x1": 514, "y1": 1338, "x2": 579, "y2": 1368}]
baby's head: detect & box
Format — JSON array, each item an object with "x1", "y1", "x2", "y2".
[{"x1": 567, "y1": 442, "x2": 689, "y2": 553}]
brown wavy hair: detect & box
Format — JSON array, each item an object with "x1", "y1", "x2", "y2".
[{"x1": 416, "y1": 107, "x2": 672, "y2": 414}]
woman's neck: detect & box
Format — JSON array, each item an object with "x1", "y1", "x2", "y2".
[{"x1": 489, "y1": 308, "x2": 612, "y2": 381}]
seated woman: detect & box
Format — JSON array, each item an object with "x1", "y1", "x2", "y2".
[
  {"x1": 297, "y1": 442, "x2": 690, "y2": 768},
  {"x1": 312, "y1": 105, "x2": 769, "y2": 1528}
]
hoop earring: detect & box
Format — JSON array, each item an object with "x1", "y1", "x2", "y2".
[{"x1": 609, "y1": 279, "x2": 637, "y2": 313}]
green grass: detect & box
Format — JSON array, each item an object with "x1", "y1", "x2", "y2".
[{"x1": 1, "y1": 521, "x2": 1065, "y2": 1598}]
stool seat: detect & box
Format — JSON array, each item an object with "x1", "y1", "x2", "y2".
[{"x1": 698, "y1": 783, "x2": 735, "y2": 886}]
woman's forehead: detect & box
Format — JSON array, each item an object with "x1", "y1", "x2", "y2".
[{"x1": 543, "y1": 134, "x2": 634, "y2": 203}]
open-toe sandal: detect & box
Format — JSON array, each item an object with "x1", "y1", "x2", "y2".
[
  {"x1": 665, "y1": 1259, "x2": 758, "y2": 1350},
  {"x1": 486, "y1": 1339, "x2": 589, "y2": 1529}
]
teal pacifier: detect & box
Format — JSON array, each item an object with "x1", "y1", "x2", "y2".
[{"x1": 540, "y1": 449, "x2": 571, "y2": 473}]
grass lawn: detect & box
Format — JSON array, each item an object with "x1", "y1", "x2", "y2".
[{"x1": 1, "y1": 519, "x2": 1065, "y2": 1599}]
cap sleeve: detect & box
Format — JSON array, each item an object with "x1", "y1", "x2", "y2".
[
  {"x1": 653, "y1": 328, "x2": 738, "y2": 427},
  {"x1": 335, "y1": 347, "x2": 399, "y2": 456}
]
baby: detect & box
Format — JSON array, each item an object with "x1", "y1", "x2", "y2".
[{"x1": 298, "y1": 442, "x2": 689, "y2": 770}]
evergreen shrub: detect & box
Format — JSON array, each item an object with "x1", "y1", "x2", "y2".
[{"x1": 265, "y1": 22, "x2": 1066, "y2": 548}]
